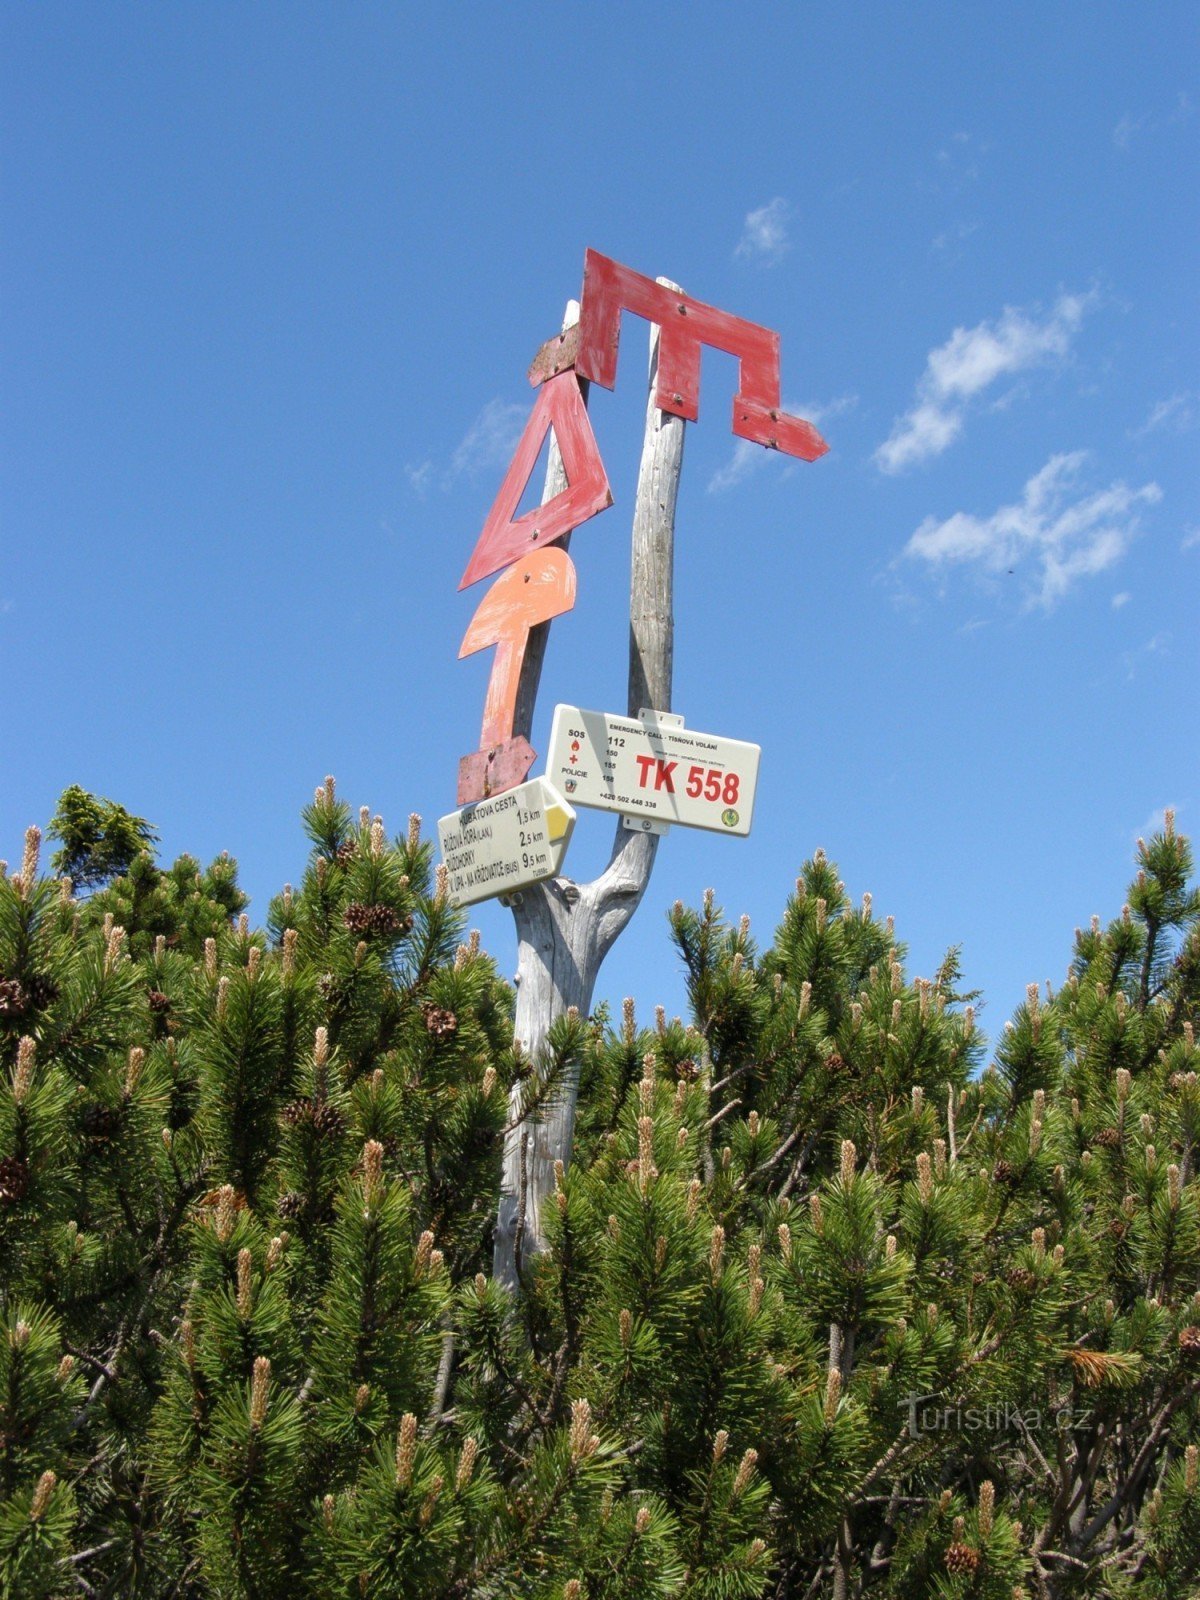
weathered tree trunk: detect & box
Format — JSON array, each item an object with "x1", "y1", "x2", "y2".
[{"x1": 493, "y1": 287, "x2": 686, "y2": 1290}]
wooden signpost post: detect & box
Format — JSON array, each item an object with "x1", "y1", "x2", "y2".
[{"x1": 438, "y1": 251, "x2": 828, "y2": 1289}]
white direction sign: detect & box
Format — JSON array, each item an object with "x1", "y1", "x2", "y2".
[
  {"x1": 438, "y1": 777, "x2": 576, "y2": 908},
  {"x1": 546, "y1": 705, "x2": 760, "y2": 837}
]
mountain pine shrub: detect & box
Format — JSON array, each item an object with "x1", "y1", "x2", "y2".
[{"x1": 1, "y1": 787, "x2": 1197, "y2": 1597}]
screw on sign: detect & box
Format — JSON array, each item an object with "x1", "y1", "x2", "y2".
[
  {"x1": 452, "y1": 249, "x2": 827, "y2": 809},
  {"x1": 546, "y1": 705, "x2": 761, "y2": 837}
]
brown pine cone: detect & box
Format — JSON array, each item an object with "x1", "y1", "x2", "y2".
[
  {"x1": 344, "y1": 902, "x2": 403, "y2": 939},
  {"x1": 992, "y1": 1159, "x2": 1017, "y2": 1186},
  {"x1": 311, "y1": 1100, "x2": 347, "y2": 1138},
  {"x1": 423, "y1": 1004, "x2": 458, "y2": 1038},
  {"x1": 0, "y1": 1155, "x2": 30, "y2": 1205},
  {"x1": 676, "y1": 1059, "x2": 700, "y2": 1082},
  {"x1": 1005, "y1": 1267, "x2": 1037, "y2": 1292},
  {"x1": 23, "y1": 973, "x2": 59, "y2": 1010},
  {"x1": 1178, "y1": 1325, "x2": 1200, "y2": 1358},
  {"x1": 0, "y1": 978, "x2": 27, "y2": 1019},
  {"x1": 944, "y1": 1541, "x2": 980, "y2": 1575},
  {"x1": 281, "y1": 1096, "x2": 314, "y2": 1126},
  {"x1": 335, "y1": 840, "x2": 358, "y2": 867},
  {"x1": 1108, "y1": 1217, "x2": 1128, "y2": 1241},
  {"x1": 1093, "y1": 1126, "x2": 1121, "y2": 1149},
  {"x1": 277, "y1": 1191, "x2": 306, "y2": 1220},
  {"x1": 80, "y1": 1103, "x2": 123, "y2": 1140},
  {"x1": 147, "y1": 989, "x2": 171, "y2": 1014},
  {"x1": 825, "y1": 1053, "x2": 845, "y2": 1071}
]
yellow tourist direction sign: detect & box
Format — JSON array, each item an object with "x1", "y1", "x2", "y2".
[
  {"x1": 546, "y1": 704, "x2": 761, "y2": 837},
  {"x1": 437, "y1": 776, "x2": 576, "y2": 908}
]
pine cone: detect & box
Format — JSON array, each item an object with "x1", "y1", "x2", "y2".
[
  {"x1": 1093, "y1": 1126, "x2": 1121, "y2": 1149},
  {"x1": 343, "y1": 902, "x2": 403, "y2": 939},
  {"x1": 944, "y1": 1541, "x2": 980, "y2": 1575},
  {"x1": 0, "y1": 978, "x2": 27, "y2": 1019},
  {"x1": 1178, "y1": 1326, "x2": 1200, "y2": 1359},
  {"x1": 0, "y1": 1154, "x2": 30, "y2": 1205},
  {"x1": 147, "y1": 989, "x2": 171, "y2": 1014},
  {"x1": 281, "y1": 1097, "x2": 313, "y2": 1126},
  {"x1": 318, "y1": 971, "x2": 351, "y2": 1014},
  {"x1": 23, "y1": 973, "x2": 59, "y2": 1010},
  {"x1": 282, "y1": 1096, "x2": 346, "y2": 1138},
  {"x1": 335, "y1": 840, "x2": 358, "y2": 867},
  {"x1": 423, "y1": 1004, "x2": 458, "y2": 1038},
  {"x1": 312, "y1": 1100, "x2": 347, "y2": 1138},
  {"x1": 1005, "y1": 1267, "x2": 1037, "y2": 1292},
  {"x1": 80, "y1": 1103, "x2": 123, "y2": 1141},
  {"x1": 676, "y1": 1059, "x2": 700, "y2": 1082},
  {"x1": 971, "y1": 1271, "x2": 988, "y2": 1286},
  {"x1": 277, "y1": 1191, "x2": 306, "y2": 1220},
  {"x1": 825, "y1": 1053, "x2": 845, "y2": 1071},
  {"x1": 992, "y1": 1159, "x2": 1017, "y2": 1186}
]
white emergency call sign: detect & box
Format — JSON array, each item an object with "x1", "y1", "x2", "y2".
[{"x1": 546, "y1": 705, "x2": 760, "y2": 836}]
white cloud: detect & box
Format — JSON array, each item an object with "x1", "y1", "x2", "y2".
[
  {"x1": 708, "y1": 439, "x2": 762, "y2": 493},
  {"x1": 1115, "y1": 92, "x2": 1193, "y2": 149},
  {"x1": 1131, "y1": 392, "x2": 1196, "y2": 438},
  {"x1": 875, "y1": 292, "x2": 1096, "y2": 473},
  {"x1": 1135, "y1": 803, "x2": 1185, "y2": 846},
  {"x1": 735, "y1": 198, "x2": 791, "y2": 265},
  {"x1": 1182, "y1": 526, "x2": 1200, "y2": 551},
  {"x1": 450, "y1": 398, "x2": 528, "y2": 479},
  {"x1": 404, "y1": 460, "x2": 435, "y2": 498},
  {"x1": 707, "y1": 395, "x2": 857, "y2": 492},
  {"x1": 903, "y1": 451, "x2": 1161, "y2": 609},
  {"x1": 1111, "y1": 591, "x2": 1131, "y2": 609}
]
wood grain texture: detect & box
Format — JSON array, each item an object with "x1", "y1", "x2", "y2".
[{"x1": 493, "y1": 285, "x2": 686, "y2": 1291}]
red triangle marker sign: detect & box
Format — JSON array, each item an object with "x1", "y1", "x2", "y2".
[{"x1": 458, "y1": 371, "x2": 612, "y2": 590}]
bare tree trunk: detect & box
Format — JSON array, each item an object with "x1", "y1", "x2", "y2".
[{"x1": 493, "y1": 286, "x2": 686, "y2": 1291}]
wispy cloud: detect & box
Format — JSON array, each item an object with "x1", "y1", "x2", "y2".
[
  {"x1": 1130, "y1": 391, "x2": 1196, "y2": 438},
  {"x1": 875, "y1": 292, "x2": 1096, "y2": 473},
  {"x1": 735, "y1": 198, "x2": 791, "y2": 265},
  {"x1": 450, "y1": 398, "x2": 528, "y2": 479},
  {"x1": 403, "y1": 397, "x2": 530, "y2": 498},
  {"x1": 1135, "y1": 803, "x2": 1184, "y2": 845},
  {"x1": 707, "y1": 395, "x2": 857, "y2": 492},
  {"x1": 1114, "y1": 91, "x2": 1193, "y2": 149},
  {"x1": 1122, "y1": 632, "x2": 1171, "y2": 681},
  {"x1": 1111, "y1": 591, "x2": 1131, "y2": 609},
  {"x1": 404, "y1": 460, "x2": 435, "y2": 498},
  {"x1": 1183, "y1": 526, "x2": 1200, "y2": 552},
  {"x1": 902, "y1": 451, "x2": 1160, "y2": 609}
]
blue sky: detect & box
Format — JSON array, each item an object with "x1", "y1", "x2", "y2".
[{"x1": 2, "y1": 5, "x2": 1197, "y2": 1042}]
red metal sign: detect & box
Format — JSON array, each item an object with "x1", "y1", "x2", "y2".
[
  {"x1": 576, "y1": 249, "x2": 828, "y2": 460},
  {"x1": 459, "y1": 372, "x2": 611, "y2": 591},
  {"x1": 453, "y1": 250, "x2": 829, "y2": 802}
]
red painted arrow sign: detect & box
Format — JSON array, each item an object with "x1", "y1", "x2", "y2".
[{"x1": 459, "y1": 372, "x2": 611, "y2": 590}]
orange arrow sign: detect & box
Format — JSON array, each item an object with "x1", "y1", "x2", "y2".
[{"x1": 459, "y1": 547, "x2": 578, "y2": 751}]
